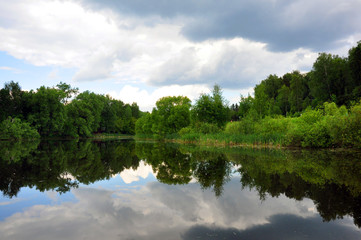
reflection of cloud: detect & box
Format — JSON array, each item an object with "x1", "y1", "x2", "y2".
[
  {"x1": 182, "y1": 214, "x2": 361, "y2": 240},
  {"x1": 0, "y1": 178, "x2": 358, "y2": 240},
  {"x1": 119, "y1": 161, "x2": 155, "y2": 184},
  {"x1": 45, "y1": 191, "x2": 58, "y2": 202},
  {"x1": 0, "y1": 199, "x2": 21, "y2": 206}
]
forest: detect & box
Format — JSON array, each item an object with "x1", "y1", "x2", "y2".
[
  {"x1": 0, "y1": 82, "x2": 141, "y2": 139},
  {"x1": 1, "y1": 41, "x2": 361, "y2": 148}
]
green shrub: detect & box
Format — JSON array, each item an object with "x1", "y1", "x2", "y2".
[
  {"x1": 299, "y1": 108, "x2": 323, "y2": 124},
  {"x1": 302, "y1": 120, "x2": 331, "y2": 147},
  {"x1": 284, "y1": 118, "x2": 309, "y2": 147},
  {"x1": 180, "y1": 133, "x2": 201, "y2": 141},
  {"x1": 194, "y1": 122, "x2": 221, "y2": 134},
  {"x1": 255, "y1": 116, "x2": 290, "y2": 136},
  {"x1": 178, "y1": 126, "x2": 193, "y2": 136},
  {"x1": 342, "y1": 103, "x2": 361, "y2": 147},
  {"x1": 224, "y1": 118, "x2": 256, "y2": 135}
]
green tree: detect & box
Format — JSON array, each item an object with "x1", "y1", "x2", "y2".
[
  {"x1": 263, "y1": 74, "x2": 282, "y2": 100},
  {"x1": 348, "y1": 41, "x2": 361, "y2": 101},
  {"x1": 276, "y1": 84, "x2": 290, "y2": 115},
  {"x1": 152, "y1": 96, "x2": 192, "y2": 136},
  {"x1": 25, "y1": 86, "x2": 66, "y2": 136},
  {"x1": 289, "y1": 71, "x2": 308, "y2": 113},
  {"x1": 309, "y1": 53, "x2": 350, "y2": 105},
  {"x1": 253, "y1": 83, "x2": 270, "y2": 118},
  {"x1": 192, "y1": 84, "x2": 230, "y2": 127},
  {"x1": 56, "y1": 82, "x2": 78, "y2": 104},
  {"x1": 0, "y1": 81, "x2": 23, "y2": 122},
  {"x1": 238, "y1": 95, "x2": 254, "y2": 118},
  {"x1": 65, "y1": 91, "x2": 105, "y2": 137}
]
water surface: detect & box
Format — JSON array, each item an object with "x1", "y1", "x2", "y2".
[{"x1": 0, "y1": 140, "x2": 360, "y2": 239}]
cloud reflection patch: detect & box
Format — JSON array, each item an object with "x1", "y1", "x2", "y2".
[{"x1": 0, "y1": 178, "x2": 359, "y2": 240}]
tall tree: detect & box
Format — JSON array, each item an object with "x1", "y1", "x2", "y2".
[
  {"x1": 25, "y1": 86, "x2": 66, "y2": 136},
  {"x1": 348, "y1": 41, "x2": 361, "y2": 101},
  {"x1": 289, "y1": 71, "x2": 308, "y2": 113},
  {"x1": 309, "y1": 53, "x2": 350, "y2": 105},
  {"x1": 192, "y1": 84, "x2": 230, "y2": 127},
  {"x1": 0, "y1": 81, "x2": 23, "y2": 121}
]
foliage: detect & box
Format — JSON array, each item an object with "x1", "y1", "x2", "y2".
[
  {"x1": 0, "y1": 117, "x2": 40, "y2": 140},
  {"x1": 136, "y1": 96, "x2": 191, "y2": 137},
  {"x1": 24, "y1": 86, "x2": 67, "y2": 136},
  {"x1": 192, "y1": 84, "x2": 230, "y2": 127}
]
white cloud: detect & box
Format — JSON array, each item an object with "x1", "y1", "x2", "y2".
[
  {"x1": 149, "y1": 38, "x2": 319, "y2": 89},
  {"x1": 0, "y1": 66, "x2": 21, "y2": 74},
  {"x1": 109, "y1": 84, "x2": 210, "y2": 111}
]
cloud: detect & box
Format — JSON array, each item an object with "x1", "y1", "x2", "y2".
[
  {"x1": 182, "y1": 214, "x2": 361, "y2": 240},
  {"x1": 81, "y1": 0, "x2": 361, "y2": 52},
  {"x1": 0, "y1": 66, "x2": 21, "y2": 74},
  {"x1": 150, "y1": 38, "x2": 318, "y2": 89}
]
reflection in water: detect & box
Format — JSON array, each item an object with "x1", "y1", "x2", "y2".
[{"x1": 1, "y1": 140, "x2": 361, "y2": 239}]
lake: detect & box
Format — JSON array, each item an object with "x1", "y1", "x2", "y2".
[{"x1": 0, "y1": 139, "x2": 360, "y2": 239}]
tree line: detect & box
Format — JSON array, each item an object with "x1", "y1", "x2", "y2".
[
  {"x1": 136, "y1": 41, "x2": 361, "y2": 147},
  {"x1": 0, "y1": 82, "x2": 141, "y2": 139}
]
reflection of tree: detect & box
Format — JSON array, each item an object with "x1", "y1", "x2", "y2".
[
  {"x1": 234, "y1": 149, "x2": 361, "y2": 228},
  {"x1": 2, "y1": 140, "x2": 361, "y2": 228},
  {"x1": 192, "y1": 152, "x2": 232, "y2": 197},
  {"x1": 136, "y1": 142, "x2": 193, "y2": 184},
  {"x1": 0, "y1": 139, "x2": 140, "y2": 198},
  {"x1": 137, "y1": 143, "x2": 232, "y2": 196}
]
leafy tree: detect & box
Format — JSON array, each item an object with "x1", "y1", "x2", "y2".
[
  {"x1": 152, "y1": 96, "x2": 192, "y2": 136},
  {"x1": 56, "y1": 82, "x2": 79, "y2": 104},
  {"x1": 192, "y1": 84, "x2": 230, "y2": 127},
  {"x1": 289, "y1": 71, "x2": 308, "y2": 113},
  {"x1": 135, "y1": 112, "x2": 153, "y2": 135},
  {"x1": 309, "y1": 53, "x2": 350, "y2": 105},
  {"x1": 238, "y1": 95, "x2": 254, "y2": 118},
  {"x1": 348, "y1": 41, "x2": 361, "y2": 100},
  {"x1": 0, "y1": 81, "x2": 23, "y2": 121},
  {"x1": 276, "y1": 84, "x2": 290, "y2": 115},
  {"x1": 25, "y1": 86, "x2": 66, "y2": 136},
  {"x1": 65, "y1": 91, "x2": 105, "y2": 137},
  {"x1": 253, "y1": 83, "x2": 270, "y2": 118},
  {"x1": 263, "y1": 74, "x2": 282, "y2": 100}
]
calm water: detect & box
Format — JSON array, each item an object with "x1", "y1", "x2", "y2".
[{"x1": 0, "y1": 139, "x2": 361, "y2": 240}]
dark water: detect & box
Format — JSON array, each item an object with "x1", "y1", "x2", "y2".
[{"x1": 0, "y1": 139, "x2": 361, "y2": 240}]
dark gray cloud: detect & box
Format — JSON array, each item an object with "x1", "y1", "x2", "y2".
[{"x1": 80, "y1": 0, "x2": 361, "y2": 52}]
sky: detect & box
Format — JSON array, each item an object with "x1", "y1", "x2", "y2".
[{"x1": 0, "y1": 0, "x2": 360, "y2": 111}]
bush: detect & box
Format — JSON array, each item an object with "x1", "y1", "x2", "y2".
[
  {"x1": 180, "y1": 133, "x2": 201, "y2": 141},
  {"x1": 255, "y1": 116, "x2": 290, "y2": 136},
  {"x1": 224, "y1": 117, "x2": 256, "y2": 135},
  {"x1": 284, "y1": 118, "x2": 309, "y2": 147},
  {"x1": 302, "y1": 120, "x2": 331, "y2": 147},
  {"x1": 194, "y1": 122, "x2": 221, "y2": 134},
  {"x1": 178, "y1": 126, "x2": 193, "y2": 136}
]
